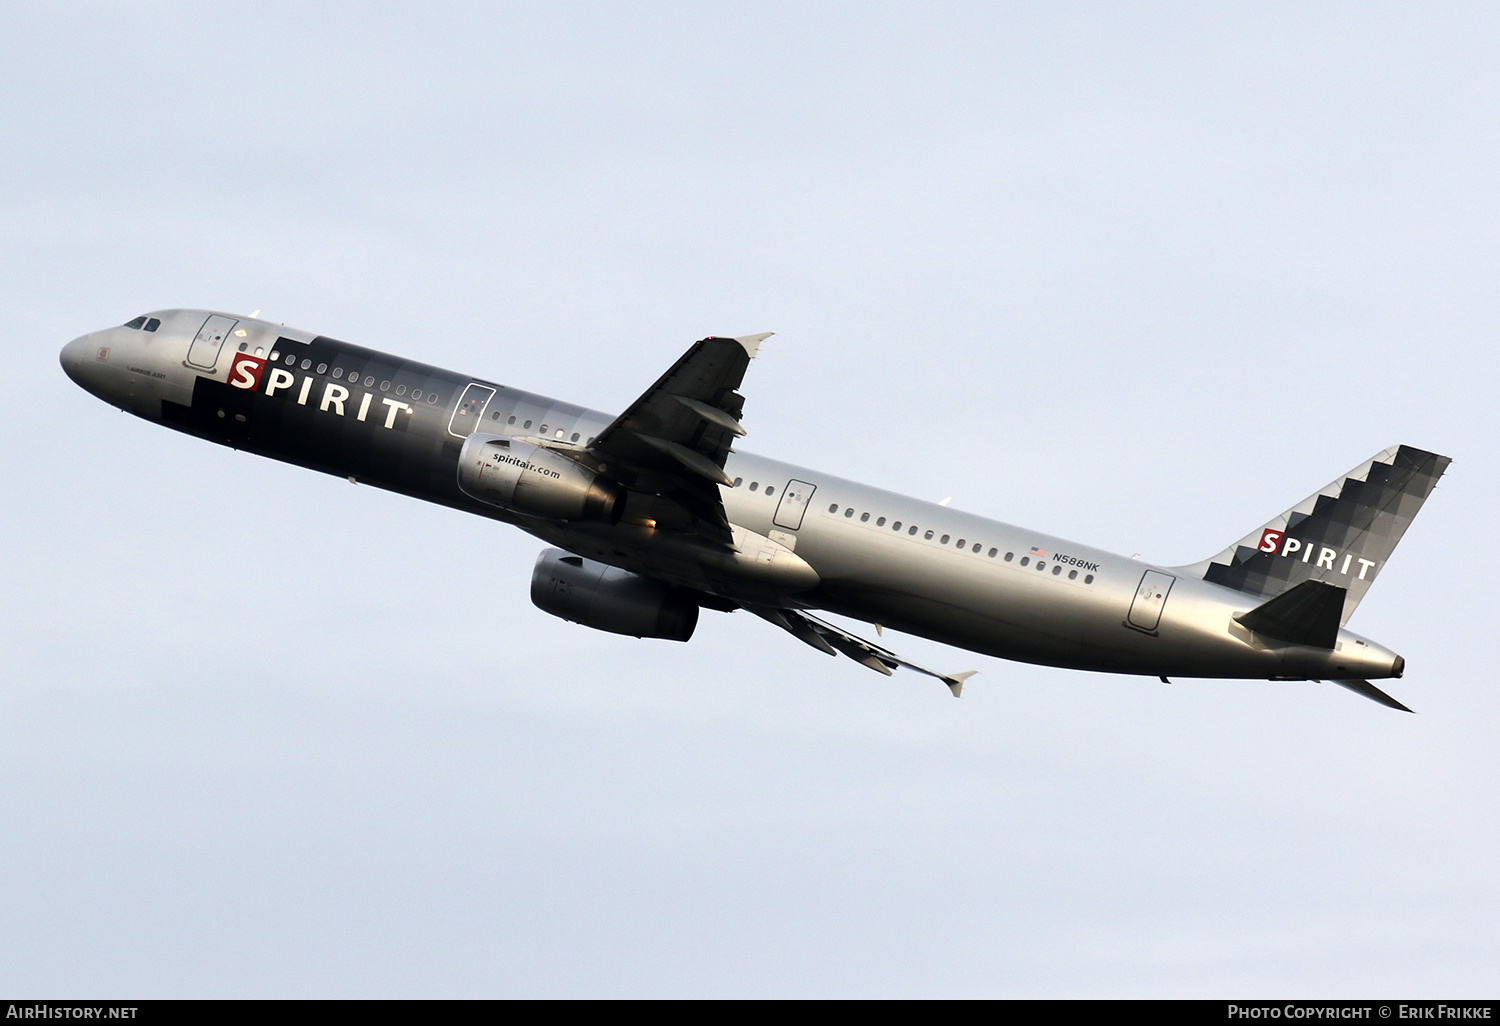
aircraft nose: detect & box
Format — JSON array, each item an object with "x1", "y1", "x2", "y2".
[
  {"x1": 59, "y1": 331, "x2": 120, "y2": 401},
  {"x1": 59, "y1": 334, "x2": 94, "y2": 387}
]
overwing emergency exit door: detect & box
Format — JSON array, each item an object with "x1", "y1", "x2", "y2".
[{"x1": 448, "y1": 383, "x2": 495, "y2": 438}]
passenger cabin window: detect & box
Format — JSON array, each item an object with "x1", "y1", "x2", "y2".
[
  {"x1": 860, "y1": 513, "x2": 870, "y2": 522},
  {"x1": 844, "y1": 508, "x2": 854, "y2": 518},
  {"x1": 572, "y1": 433, "x2": 580, "y2": 442},
  {"x1": 508, "y1": 416, "x2": 517, "y2": 425},
  {"x1": 764, "y1": 487, "x2": 775, "y2": 497},
  {"x1": 732, "y1": 477, "x2": 742, "y2": 487},
  {"x1": 317, "y1": 363, "x2": 328, "y2": 374},
  {"x1": 333, "y1": 368, "x2": 343, "y2": 378},
  {"x1": 892, "y1": 521, "x2": 901, "y2": 531},
  {"x1": 828, "y1": 504, "x2": 839, "y2": 513},
  {"x1": 238, "y1": 342, "x2": 248, "y2": 352},
  {"x1": 749, "y1": 482, "x2": 759, "y2": 491},
  {"x1": 300, "y1": 359, "x2": 311, "y2": 370},
  {"x1": 908, "y1": 526, "x2": 918, "y2": 536}
]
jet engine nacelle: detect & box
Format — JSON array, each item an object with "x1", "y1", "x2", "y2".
[
  {"x1": 458, "y1": 433, "x2": 622, "y2": 522},
  {"x1": 531, "y1": 548, "x2": 699, "y2": 642}
]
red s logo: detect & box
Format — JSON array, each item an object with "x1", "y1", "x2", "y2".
[
  {"x1": 228, "y1": 353, "x2": 266, "y2": 391},
  {"x1": 1258, "y1": 529, "x2": 1284, "y2": 553}
]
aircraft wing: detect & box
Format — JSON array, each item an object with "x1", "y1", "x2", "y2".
[
  {"x1": 747, "y1": 606, "x2": 978, "y2": 697},
  {"x1": 588, "y1": 333, "x2": 770, "y2": 545}
]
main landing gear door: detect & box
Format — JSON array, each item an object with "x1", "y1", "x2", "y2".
[
  {"x1": 1128, "y1": 570, "x2": 1176, "y2": 632},
  {"x1": 448, "y1": 383, "x2": 496, "y2": 438},
  {"x1": 187, "y1": 315, "x2": 237, "y2": 371},
  {"x1": 773, "y1": 480, "x2": 817, "y2": 531}
]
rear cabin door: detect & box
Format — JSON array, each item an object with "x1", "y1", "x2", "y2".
[
  {"x1": 448, "y1": 383, "x2": 495, "y2": 438},
  {"x1": 187, "y1": 315, "x2": 237, "y2": 370},
  {"x1": 1128, "y1": 570, "x2": 1176, "y2": 631},
  {"x1": 773, "y1": 479, "x2": 817, "y2": 531}
]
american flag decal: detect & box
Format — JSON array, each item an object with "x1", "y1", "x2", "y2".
[{"x1": 1029, "y1": 546, "x2": 1047, "y2": 558}]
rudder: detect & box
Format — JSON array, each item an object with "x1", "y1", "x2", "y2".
[{"x1": 1176, "y1": 445, "x2": 1450, "y2": 625}]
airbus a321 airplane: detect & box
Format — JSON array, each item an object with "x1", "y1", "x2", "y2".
[{"x1": 61, "y1": 310, "x2": 1448, "y2": 710}]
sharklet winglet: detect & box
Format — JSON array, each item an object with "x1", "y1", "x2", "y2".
[
  {"x1": 731, "y1": 332, "x2": 773, "y2": 359},
  {"x1": 945, "y1": 670, "x2": 978, "y2": 698}
]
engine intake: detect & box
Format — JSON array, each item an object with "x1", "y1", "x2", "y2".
[
  {"x1": 531, "y1": 548, "x2": 698, "y2": 642},
  {"x1": 458, "y1": 433, "x2": 621, "y2": 522}
]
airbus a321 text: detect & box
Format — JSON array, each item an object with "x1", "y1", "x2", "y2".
[{"x1": 61, "y1": 310, "x2": 1448, "y2": 710}]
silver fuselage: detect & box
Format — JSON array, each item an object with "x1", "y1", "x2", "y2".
[{"x1": 60, "y1": 310, "x2": 1404, "y2": 682}]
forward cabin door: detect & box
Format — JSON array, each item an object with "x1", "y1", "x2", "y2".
[{"x1": 187, "y1": 315, "x2": 237, "y2": 370}]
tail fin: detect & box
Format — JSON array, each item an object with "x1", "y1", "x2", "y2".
[{"x1": 1177, "y1": 445, "x2": 1450, "y2": 625}]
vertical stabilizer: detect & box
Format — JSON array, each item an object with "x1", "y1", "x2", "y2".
[{"x1": 1176, "y1": 445, "x2": 1449, "y2": 624}]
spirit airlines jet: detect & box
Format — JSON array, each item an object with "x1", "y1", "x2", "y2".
[{"x1": 61, "y1": 310, "x2": 1448, "y2": 711}]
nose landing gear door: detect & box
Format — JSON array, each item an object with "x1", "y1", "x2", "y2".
[
  {"x1": 187, "y1": 315, "x2": 237, "y2": 371},
  {"x1": 773, "y1": 480, "x2": 817, "y2": 531}
]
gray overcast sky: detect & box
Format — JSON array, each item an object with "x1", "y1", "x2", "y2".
[{"x1": 2, "y1": 2, "x2": 1497, "y2": 997}]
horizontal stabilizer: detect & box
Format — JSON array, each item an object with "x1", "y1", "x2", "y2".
[
  {"x1": 1333, "y1": 678, "x2": 1414, "y2": 713},
  {"x1": 1235, "y1": 580, "x2": 1346, "y2": 648}
]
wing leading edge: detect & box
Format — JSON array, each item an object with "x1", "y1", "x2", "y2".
[{"x1": 587, "y1": 333, "x2": 771, "y2": 545}]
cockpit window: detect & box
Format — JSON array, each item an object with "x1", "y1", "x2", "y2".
[
  {"x1": 124, "y1": 316, "x2": 147, "y2": 329},
  {"x1": 143, "y1": 318, "x2": 161, "y2": 332}
]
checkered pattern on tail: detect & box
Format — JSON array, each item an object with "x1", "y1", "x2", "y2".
[{"x1": 1176, "y1": 445, "x2": 1450, "y2": 626}]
